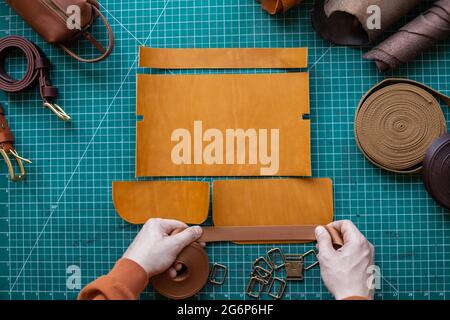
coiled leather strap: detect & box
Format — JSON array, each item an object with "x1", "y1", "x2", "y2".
[
  {"x1": 355, "y1": 79, "x2": 449, "y2": 173},
  {"x1": 0, "y1": 36, "x2": 70, "y2": 121},
  {"x1": 423, "y1": 134, "x2": 450, "y2": 210}
]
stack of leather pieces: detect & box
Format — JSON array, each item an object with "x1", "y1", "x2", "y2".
[{"x1": 423, "y1": 134, "x2": 450, "y2": 211}]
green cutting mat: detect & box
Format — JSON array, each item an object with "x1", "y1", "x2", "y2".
[{"x1": 0, "y1": 0, "x2": 449, "y2": 300}]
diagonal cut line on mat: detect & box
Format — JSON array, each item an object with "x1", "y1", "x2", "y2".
[
  {"x1": 308, "y1": 45, "x2": 334, "y2": 71},
  {"x1": 9, "y1": 0, "x2": 171, "y2": 292}
]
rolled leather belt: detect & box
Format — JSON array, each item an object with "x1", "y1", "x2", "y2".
[
  {"x1": 150, "y1": 225, "x2": 343, "y2": 299},
  {"x1": 355, "y1": 78, "x2": 449, "y2": 174},
  {"x1": 423, "y1": 134, "x2": 450, "y2": 211},
  {"x1": 0, "y1": 36, "x2": 70, "y2": 121}
]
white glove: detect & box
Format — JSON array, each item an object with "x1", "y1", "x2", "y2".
[
  {"x1": 315, "y1": 220, "x2": 375, "y2": 300},
  {"x1": 122, "y1": 218, "x2": 203, "y2": 278}
]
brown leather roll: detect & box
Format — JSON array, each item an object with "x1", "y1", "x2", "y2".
[
  {"x1": 150, "y1": 242, "x2": 209, "y2": 300},
  {"x1": 423, "y1": 134, "x2": 450, "y2": 211},
  {"x1": 355, "y1": 79, "x2": 449, "y2": 174}
]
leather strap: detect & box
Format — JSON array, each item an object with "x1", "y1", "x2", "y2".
[
  {"x1": 0, "y1": 105, "x2": 14, "y2": 153},
  {"x1": 355, "y1": 78, "x2": 449, "y2": 173},
  {"x1": 0, "y1": 36, "x2": 70, "y2": 121},
  {"x1": 139, "y1": 47, "x2": 308, "y2": 69},
  {"x1": 59, "y1": 2, "x2": 114, "y2": 63},
  {"x1": 259, "y1": 0, "x2": 302, "y2": 14},
  {"x1": 150, "y1": 242, "x2": 209, "y2": 300},
  {"x1": 423, "y1": 134, "x2": 450, "y2": 210},
  {"x1": 199, "y1": 225, "x2": 344, "y2": 248}
]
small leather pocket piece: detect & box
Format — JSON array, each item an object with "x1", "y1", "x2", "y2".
[{"x1": 112, "y1": 181, "x2": 210, "y2": 224}]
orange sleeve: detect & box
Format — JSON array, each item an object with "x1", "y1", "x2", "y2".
[
  {"x1": 342, "y1": 296, "x2": 370, "y2": 300},
  {"x1": 78, "y1": 258, "x2": 149, "y2": 300}
]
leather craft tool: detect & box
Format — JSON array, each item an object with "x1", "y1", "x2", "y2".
[
  {"x1": 139, "y1": 47, "x2": 308, "y2": 69},
  {"x1": 212, "y1": 179, "x2": 334, "y2": 243},
  {"x1": 0, "y1": 36, "x2": 70, "y2": 121},
  {"x1": 112, "y1": 181, "x2": 210, "y2": 224},
  {"x1": 311, "y1": 0, "x2": 421, "y2": 46},
  {"x1": 0, "y1": 104, "x2": 31, "y2": 181},
  {"x1": 136, "y1": 73, "x2": 311, "y2": 177},
  {"x1": 355, "y1": 78, "x2": 449, "y2": 174},
  {"x1": 364, "y1": 0, "x2": 450, "y2": 72},
  {"x1": 423, "y1": 134, "x2": 450, "y2": 211},
  {"x1": 258, "y1": 0, "x2": 303, "y2": 15}
]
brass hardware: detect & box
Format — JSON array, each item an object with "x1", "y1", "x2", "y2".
[
  {"x1": 246, "y1": 276, "x2": 266, "y2": 299},
  {"x1": 267, "y1": 277, "x2": 287, "y2": 300},
  {"x1": 284, "y1": 254, "x2": 304, "y2": 281},
  {"x1": 252, "y1": 257, "x2": 273, "y2": 279},
  {"x1": 43, "y1": 102, "x2": 71, "y2": 121},
  {"x1": 209, "y1": 263, "x2": 228, "y2": 285},
  {"x1": 267, "y1": 248, "x2": 285, "y2": 270},
  {"x1": 0, "y1": 148, "x2": 30, "y2": 182},
  {"x1": 303, "y1": 249, "x2": 319, "y2": 271}
]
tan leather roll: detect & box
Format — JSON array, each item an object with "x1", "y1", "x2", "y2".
[{"x1": 355, "y1": 79, "x2": 449, "y2": 174}]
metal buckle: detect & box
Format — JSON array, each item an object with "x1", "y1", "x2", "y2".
[
  {"x1": 303, "y1": 249, "x2": 319, "y2": 271},
  {"x1": 209, "y1": 263, "x2": 228, "y2": 285},
  {"x1": 43, "y1": 102, "x2": 71, "y2": 121},
  {"x1": 252, "y1": 257, "x2": 273, "y2": 280},
  {"x1": 267, "y1": 248, "x2": 285, "y2": 270},
  {"x1": 267, "y1": 277, "x2": 287, "y2": 300},
  {"x1": 0, "y1": 148, "x2": 30, "y2": 182},
  {"x1": 246, "y1": 276, "x2": 266, "y2": 299},
  {"x1": 284, "y1": 254, "x2": 304, "y2": 281}
]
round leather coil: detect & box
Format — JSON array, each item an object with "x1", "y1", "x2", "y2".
[
  {"x1": 150, "y1": 242, "x2": 209, "y2": 300},
  {"x1": 355, "y1": 81, "x2": 447, "y2": 173},
  {"x1": 423, "y1": 134, "x2": 450, "y2": 211}
]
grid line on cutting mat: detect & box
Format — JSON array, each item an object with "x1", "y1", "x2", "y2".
[{"x1": 0, "y1": 0, "x2": 449, "y2": 300}]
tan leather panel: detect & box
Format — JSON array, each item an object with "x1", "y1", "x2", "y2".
[
  {"x1": 139, "y1": 47, "x2": 308, "y2": 69},
  {"x1": 136, "y1": 73, "x2": 311, "y2": 177},
  {"x1": 112, "y1": 181, "x2": 210, "y2": 224},
  {"x1": 213, "y1": 178, "x2": 333, "y2": 227}
]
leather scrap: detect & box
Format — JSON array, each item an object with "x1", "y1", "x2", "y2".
[
  {"x1": 139, "y1": 47, "x2": 308, "y2": 69},
  {"x1": 311, "y1": 0, "x2": 421, "y2": 46},
  {"x1": 423, "y1": 134, "x2": 450, "y2": 210},
  {"x1": 136, "y1": 73, "x2": 311, "y2": 177},
  {"x1": 212, "y1": 178, "x2": 334, "y2": 243},
  {"x1": 112, "y1": 181, "x2": 210, "y2": 224},
  {"x1": 150, "y1": 242, "x2": 209, "y2": 300},
  {"x1": 364, "y1": 0, "x2": 450, "y2": 72},
  {"x1": 355, "y1": 78, "x2": 449, "y2": 174},
  {"x1": 258, "y1": 0, "x2": 303, "y2": 15}
]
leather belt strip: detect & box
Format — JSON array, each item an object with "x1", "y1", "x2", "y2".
[
  {"x1": 0, "y1": 36, "x2": 70, "y2": 121},
  {"x1": 151, "y1": 226, "x2": 342, "y2": 300},
  {"x1": 139, "y1": 47, "x2": 308, "y2": 69},
  {"x1": 0, "y1": 104, "x2": 31, "y2": 181},
  {"x1": 199, "y1": 225, "x2": 344, "y2": 248},
  {"x1": 355, "y1": 78, "x2": 449, "y2": 174},
  {"x1": 423, "y1": 134, "x2": 450, "y2": 210},
  {"x1": 259, "y1": 0, "x2": 303, "y2": 15}
]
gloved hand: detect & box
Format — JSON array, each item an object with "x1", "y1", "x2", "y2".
[
  {"x1": 122, "y1": 218, "x2": 203, "y2": 278},
  {"x1": 315, "y1": 220, "x2": 375, "y2": 300}
]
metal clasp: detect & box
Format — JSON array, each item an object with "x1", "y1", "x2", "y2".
[
  {"x1": 209, "y1": 263, "x2": 228, "y2": 285},
  {"x1": 0, "y1": 148, "x2": 31, "y2": 182},
  {"x1": 303, "y1": 249, "x2": 319, "y2": 271},
  {"x1": 43, "y1": 102, "x2": 71, "y2": 121}
]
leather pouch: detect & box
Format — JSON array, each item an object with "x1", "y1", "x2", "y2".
[{"x1": 6, "y1": 0, "x2": 114, "y2": 62}]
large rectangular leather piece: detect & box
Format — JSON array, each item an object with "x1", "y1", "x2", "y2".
[
  {"x1": 139, "y1": 47, "x2": 308, "y2": 69},
  {"x1": 212, "y1": 178, "x2": 333, "y2": 227},
  {"x1": 136, "y1": 73, "x2": 311, "y2": 177},
  {"x1": 112, "y1": 181, "x2": 210, "y2": 224}
]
